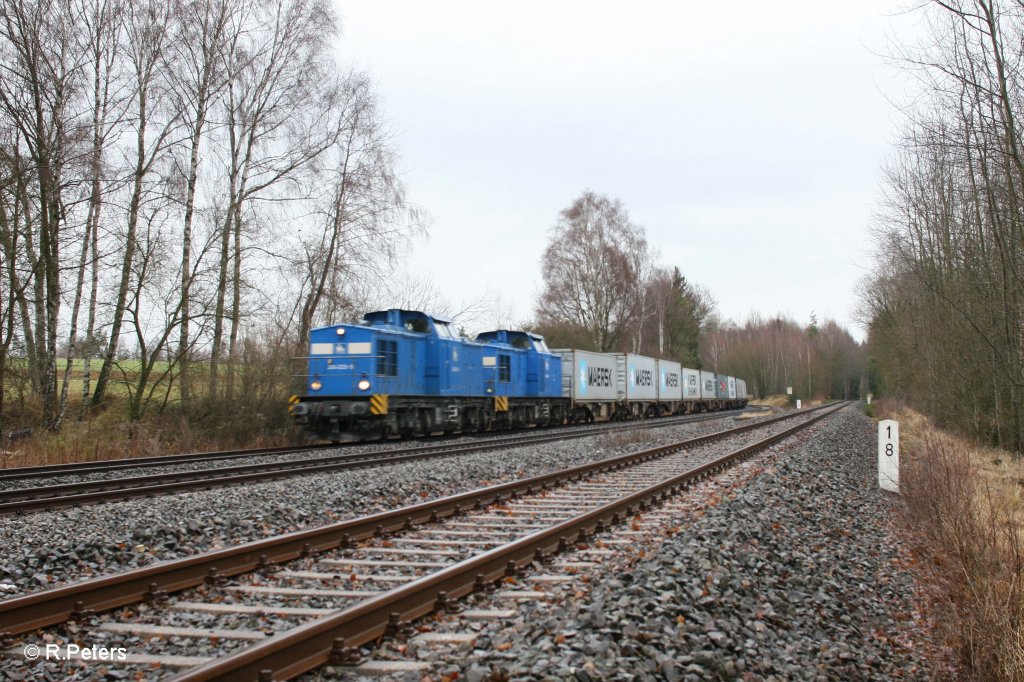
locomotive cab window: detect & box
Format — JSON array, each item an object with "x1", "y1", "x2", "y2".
[
  {"x1": 498, "y1": 354, "x2": 511, "y2": 382},
  {"x1": 376, "y1": 340, "x2": 398, "y2": 376},
  {"x1": 404, "y1": 319, "x2": 429, "y2": 334}
]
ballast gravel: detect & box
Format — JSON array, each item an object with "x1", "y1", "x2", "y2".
[
  {"x1": 0, "y1": 417, "x2": 727, "y2": 493},
  {"x1": 322, "y1": 407, "x2": 934, "y2": 681},
  {"x1": 0, "y1": 414, "x2": 764, "y2": 597}
]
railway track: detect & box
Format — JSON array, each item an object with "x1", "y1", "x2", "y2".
[
  {"x1": 0, "y1": 409, "x2": 765, "y2": 515},
  {"x1": 0, "y1": 408, "x2": 760, "y2": 482},
  {"x1": 0, "y1": 401, "x2": 847, "y2": 680}
]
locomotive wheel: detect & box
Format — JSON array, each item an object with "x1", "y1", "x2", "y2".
[
  {"x1": 462, "y1": 408, "x2": 484, "y2": 433},
  {"x1": 419, "y1": 409, "x2": 436, "y2": 436}
]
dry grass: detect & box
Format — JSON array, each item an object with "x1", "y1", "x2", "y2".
[
  {"x1": 879, "y1": 399, "x2": 1024, "y2": 681},
  {"x1": 0, "y1": 401, "x2": 303, "y2": 469},
  {"x1": 750, "y1": 394, "x2": 791, "y2": 408}
]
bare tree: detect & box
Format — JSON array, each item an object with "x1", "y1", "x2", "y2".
[
  {"x1": 57, "y1": 0, "x2": 127, "y2": 425},
  {"x1": 536, "y1": 190, "x2": 652, "y2": 352},
  {"x1": 294, "y1": 73, "x2": 422, "y2": 344},
  {"x1": 863, "y1": 0, "x2": 1024, "y2": 451},
  {"x1": 166, "y1": 0, "x2": 235, "y2": 414},
  {"x1": 208, "y1": 0, "x2": 339, "y2": 401},
  {"x1": 0, "y1": 0, "x2": 88, "y2": 428},
  {"x1": 0, "y1": 0, "x2": 427, "y2": 446},
  {"x1": 90, "y1": 0, "x2": 178, "y2": 407}
]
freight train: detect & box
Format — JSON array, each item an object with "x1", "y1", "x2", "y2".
[{"x1": 289, "y1": 309, "x2": 748, "y2": 441}]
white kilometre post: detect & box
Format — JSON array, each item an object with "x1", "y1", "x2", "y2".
[
  {"x1": 796, "y1": 399, "x2": 801, "y2": 409},
  {"x1": 878, "y1": 419, "x2": 899, "y2": 493}
]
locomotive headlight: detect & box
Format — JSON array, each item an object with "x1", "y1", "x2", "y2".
[
  {"x1": 335, "y1": 327, "x2": 346, "y2": 336},
  {"x1": 357, "y1": 378, "x2": 371, "y2": 391},
  {"x1": 310, "y1": 380, "x2": 322, "y2": 391}
]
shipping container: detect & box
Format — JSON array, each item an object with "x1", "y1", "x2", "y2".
[
  {"x1": 617, "y1": 354, "x2": 658, "y2": 402},
  {"x1": 657, "y1": 359, "x2": 683, "y2": 402},
  {"x1": 736, "y1": 378, "x2": 747, "y2": 400},
  {"x1": 682, "y1": 368, "x2": 701, "y2": 401},
  {"x1": 727, "y1": 376, "x2": 737, "y2": 400},
  {"x1": 556, "y1": 349, "x2": 620, "y2": 402},
  {"x1": 700, "y1": 370, "x2": 717, "y2": 400}
]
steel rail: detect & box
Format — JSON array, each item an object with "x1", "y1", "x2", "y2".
[
  {"x1": 0, "y1": 409, "x2": 756, "y2": 480},
  {"x1": 0, "y1": 410, "x2": 762, "y2": 515},
  {"x1": 174, "y1": 401, "x2": 849, "y2": 681},
  {"x1": 0, "y1": 442, "x2": 339, "y2": 480},
  {"x1": 0, "y1": 402, "x2": 840, "y2": 637}
]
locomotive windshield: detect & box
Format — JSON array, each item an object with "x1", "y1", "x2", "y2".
[{"x1": 404, "y1": 318, "x2": 429, "y2": 333}]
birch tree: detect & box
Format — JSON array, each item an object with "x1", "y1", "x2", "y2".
[
  {"x1": 536, "y1": 191, "x2": 652, "y2": 352},
  {"x1": 0, "y1": 0, "x2": 86, "y2": 428},
  {"x1": 208, "y1": 0, "x2": 339, "y2": 401},
  {"x1": 295, "y1": 73, "x2": 422, "y2": 343},
  {"x1": 167, "y1": 0, "x2": 235, "y2": 414}
]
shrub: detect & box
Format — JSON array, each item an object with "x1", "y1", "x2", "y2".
[{"x1": 899, "y1": 421, "x2": 1024, "y2": 679}]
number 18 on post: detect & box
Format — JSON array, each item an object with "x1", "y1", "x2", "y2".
[{"x1": 878, "y1": 419, "x2": 899, "y2": 493}]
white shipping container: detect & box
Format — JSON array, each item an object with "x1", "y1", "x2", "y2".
[
  {"x1": 700, "y1": 370, "x2": 717, "y2": 400},
  {"x1": 728, "y1": 376, "x2": 737, "y2": 400},
  {"x1": 736, "y1": 378, "x2": 747, "y2": 400},
  {"x1": 616, "y1": 354, "x2": 658, "y2": 401},
  {"x1": 556, "y1": 350, "x2": 620, "y2": 402},
  {"x1": 682, "y1": 368, "x2": 701, "y2": 400},
  {"x1": 657, "y1": 360, "x2": 683, "y2": 402}
]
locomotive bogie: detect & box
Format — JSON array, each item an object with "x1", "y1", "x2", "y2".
[{"x1": 292, "y1": 394, "x2": 569, "y2": 441}]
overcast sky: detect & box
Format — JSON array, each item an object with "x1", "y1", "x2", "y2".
[{"x1": 333, "y1": 1, "x2": 920, "y2": 341}]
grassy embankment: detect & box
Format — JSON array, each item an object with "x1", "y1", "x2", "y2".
[
  {"x1": 877, "y1": 399, "x2": 1024, "y2": 680},
  {"x1": 1, "y1": 359, "x2": 300, "y2": 469},
  {"x1": 749, "y1": 394, "x2": 791, "y2": 409}
]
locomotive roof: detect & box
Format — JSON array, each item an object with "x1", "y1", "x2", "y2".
[
  {"x1": 363, "y1": 309, "x2": 453, "y2": 324},
  {"x1": 477, "y1": 329, "x2": 546, "y2": 339}
]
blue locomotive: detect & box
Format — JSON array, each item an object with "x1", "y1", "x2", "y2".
[{"x1": 289, "y1": 309, "x2": 567, "y2": 441}]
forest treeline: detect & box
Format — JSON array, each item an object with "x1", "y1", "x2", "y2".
[
  {"x1": 861, "y1": 0, "x2": 1024, "y2": 453},
  {"x1": 0, "y1": 0, "x2": 421, "y2": 433},
  {"x1": 533, "y1": 192, "x2": 865, "y2": 400}
]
